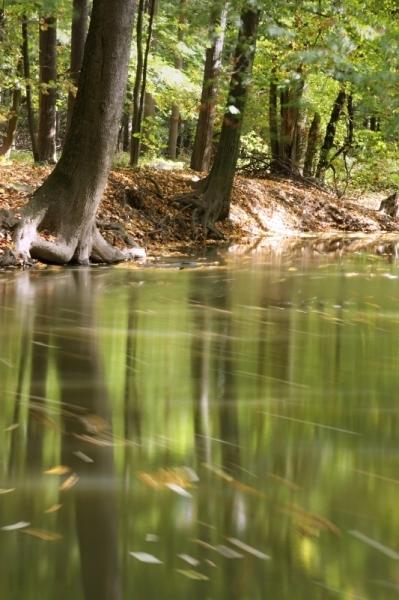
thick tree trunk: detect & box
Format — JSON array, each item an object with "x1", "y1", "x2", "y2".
[
  {"x1": 199, "y1": 5, "x2": 260, "y2": 226},
  {"x1": 168, "y1": 0, "x2": 186, "y2": 160},
  {"x1": 66, "y1": 0, "x2": 89, "y2": 134},
  {"x1": 190, "y1": 1, "x2": 228, "y2": 172},
  {"x1": 21, "y1": 15, "x2": 40, "y2": 162},
  {"x1": 303, "y1": 112, "x2": 320, "y2": 177},
  {"x1": 38, "y1": 16, "x2": 57, "y2": 163},
  {"x1": 15, "y1": 0, "x2": 144, "y2": 265},
  {"x1": 279, "y1": 75, "x2": 304, "y2": 173},
  {"x1": 315, "y1": 88, "x2": 346, "y2": 182},
  {"x1": 130, "y1": 0, "x2": 156, "y2": 166},
  {"x1": 0, "y1": 82, "x2": 21, "y2": 157}
]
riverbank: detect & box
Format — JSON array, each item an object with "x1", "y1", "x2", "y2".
[{"x1": 0, "y1": 162, "x2": 397, "y2": 265}]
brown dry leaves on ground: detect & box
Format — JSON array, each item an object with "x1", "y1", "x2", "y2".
[{"x1": 0, "y1": 162, "x2": 397, "y2": 262}]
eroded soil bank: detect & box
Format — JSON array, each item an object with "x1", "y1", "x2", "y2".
[{"x1": 0, "y1": 162, "x2": 398, "y2": 265}]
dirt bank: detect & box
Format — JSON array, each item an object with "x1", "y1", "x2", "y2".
[{"x1": 0, "y1": 163, "x2": 397, "y2": 265}]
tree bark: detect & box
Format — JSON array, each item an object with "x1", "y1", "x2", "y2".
[
  {"x1": 38, "y1": 15, "x2": 57, "y2": 163},
  {"x1": 315, "y1": 88, "x2": 346, "y2": 181},
  {"x1": 21, "y1": 15, "x2": 40, "y2": 162},
  {"x1": 168, "y1": 0, "x2": 186, "y2": 160},
  {"x1": 269, "y1": 67, "x2": 280, "y2": 169},
  {"x1": 130, "y1": 0, "x2": 145, "y2": 166},
  {"x1": 15, "y1": 0, "x2": 144, "y2": 265},
  {"x1": 200, "y1": 4, "x2": 260, "y2": 225},
  {"x1": 279, "y1": 74, "x2": 304, "y2": 173},
  {"x1": 130, "y1": 0, "x2": 156, "y2": 166},
  {"x1": 190, "y1": 1, "x2": 228, "y2": 172},
  {"x1": 0, "y1": 78, "x2": 22, "y2": 157},
  {"x1": 303, "y1": 112, "x2": 320, "y2": 177},
  {"x1": 66, "y1": 0, "x2": 89, "y2": 134}
]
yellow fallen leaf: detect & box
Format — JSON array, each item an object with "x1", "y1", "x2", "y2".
[
  {"x1": 4, "y1": 424, "x2": 19, "y2": 432},
  {"x1": 21, "y1": 528, "x2": 62, "y2": 541},
  {"x1": 176, "y1": 569, "x2": 209, "y2": 581},
  {"x1": 0, "y1": 488, "x2": 15, "y2": 495},
  {"x1": 44, "y1": 504, "x2": 62, "y2": 514},
  {"x1": 44, "y1": 465, "x2": 71, "y2": 476},
  {"x1": 59, "y1": 474, "x2": 79, "y2": 491}
]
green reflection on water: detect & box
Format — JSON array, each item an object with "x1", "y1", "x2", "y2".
[{"x1": 1, "y1": 248, "x2": 399, "y2": 600}]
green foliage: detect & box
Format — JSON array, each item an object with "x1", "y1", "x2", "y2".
[{"x1": 1, "y1": 0, "x2": 399, "y2": 194}]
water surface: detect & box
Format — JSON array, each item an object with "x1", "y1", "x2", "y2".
[{"x1": 1, "y1": 243, "x2": 399, "y2": 599}]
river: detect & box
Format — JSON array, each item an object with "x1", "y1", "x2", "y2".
[{"x1": 1, "y1": 241, "x2": 399, "y2": 599}]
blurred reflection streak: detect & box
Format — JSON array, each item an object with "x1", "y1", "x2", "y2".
[
  {"x1": 189, "y1": 274, "x2": 212, "y2": 465},
  {"x1": 54, "y1": 271, "x2": 121, "y2": 600}
]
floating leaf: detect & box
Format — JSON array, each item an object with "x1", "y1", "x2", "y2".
[
  {"x1": 176, "y1": 569, "x2": 209, "y2": 581},
  {"x1": 178, "y1": 554, "x2": 200, "y2": 567},
  {"x1": 129, "y1": 552, "x2": 162, "y2": 564},
  {"x1": 226, "y1": 538, "x2": 270, "y2": 560},
  {"x1": 0, "y1": 488, "x2": 15, "y2": 495},
  {"x1": 44, "y1": 465, "x2": 71, "y2": 476},
  {"x1": 59, "y1": 474, "x2": 79, "y2": 491},
  {"x1": 349, "y1": 530, "x2": 399, "y2": 560},
  {"x1": 4, "y1": 424, "x2": 19, "y2": 432},
  {"x1": 202, "y1": 463, "x2": 233, "y2": 482},
  {"x1": 44, "y1": 504, "x2": 62, "y2": 514},
  {"x1": 214, "y1": 545, "x2": 243, "y2": 559},
  {"x1": 79, "y1": 414, "x2": 109, "y2": 433},
  {"x1": 2, "y1": 521, "x2": 30, "y2": 531},
  {"x1": 73, "y1": 451, "x2": 94, "y2": 463},
  {"x1": 165, "y1": 483, "x2": 192, "y2": 498},
  {"x1": 22, "y1": 528, "x2": 62, "y2": 542}
]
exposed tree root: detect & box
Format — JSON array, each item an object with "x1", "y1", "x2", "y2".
[
  {"x1": 172, "y1": 191, "x2": 225, "y2": 240},
  {"x1": 14, "y1": 204, "x2": 145, "y2": 266}
]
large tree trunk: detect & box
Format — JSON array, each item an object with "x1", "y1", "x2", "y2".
[
  {"x1": 279, "y1": 74, "x2": 304, "y2": 173},
  {"x1": 22, "y1": 15, "x2": 40, "y2": 162},
  {"x1": 66, "y1": 0, "x2": 89, "y2": 134},
  {"x1": 190, "y1": 1, "x2": 228, "y2": 172},
  {"x1": 168, "y1": 0, "x2": 186, "y2": 160},
  {"x1": 303, "y1": 111, "x2": 320, "y2": 177},
  {"x1": 15, "y1": 0, "x2": 144, "y2": 266},
  {"x1": 38, "y1": 15, "x2": 57, "y2": 163},
  {"x1": 315, "y1": 87, "x2": 346, "y2": 182},
  {"x1": 199, "y1": 4, "x2": 260, "y2": 226}
]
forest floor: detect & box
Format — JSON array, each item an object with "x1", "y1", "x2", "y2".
[{"x1": 0, "y1": 161, "x2": 398, "y2": 265}]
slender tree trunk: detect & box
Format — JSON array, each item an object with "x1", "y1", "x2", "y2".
[
  {"x1": 168, "y1": 0, "x2": 186, "y2": 160},
  {"x1": 122, "y1": 110, "x2": 130, "y2": 152},
  {"x1": 130, "y1": 0, "x2": 145, "y2": 166},
  {"x1": 269, "y1": 67, "x2": 280, "y2": 170},
  {"x1": 315, "y1": 87, "x2": 346, "y2": 181},
  {"x1": 303, "y1": 112, "x2": 320, "y2": 177},
  {"x1": 190, "y1": 1, "x2": 228, "y2": 172},
  {"x1": 15, "y1": 0, "x2": 143, "y2": 266},
  {"x1": 38, "y1": 15, "x2": 57, "y2": 163},
  {"x1": 0, "y1": 79, "x2": 22, "y2": 157},
  {"x1": 21, "y1": 15, "x2": 40, "y2": 162},
  {"x1": 66, "y1": 0, "x2": 89, "y2": 134},
  {"x1": 200, "y1": 4, "x2": 260, "y2": 225},
  {"x1": 347, "y1": 93, "x2": 354, "y2": 147},
  {"x1": 130, "y1": 0, "x2": 156, "y2": 166}
]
